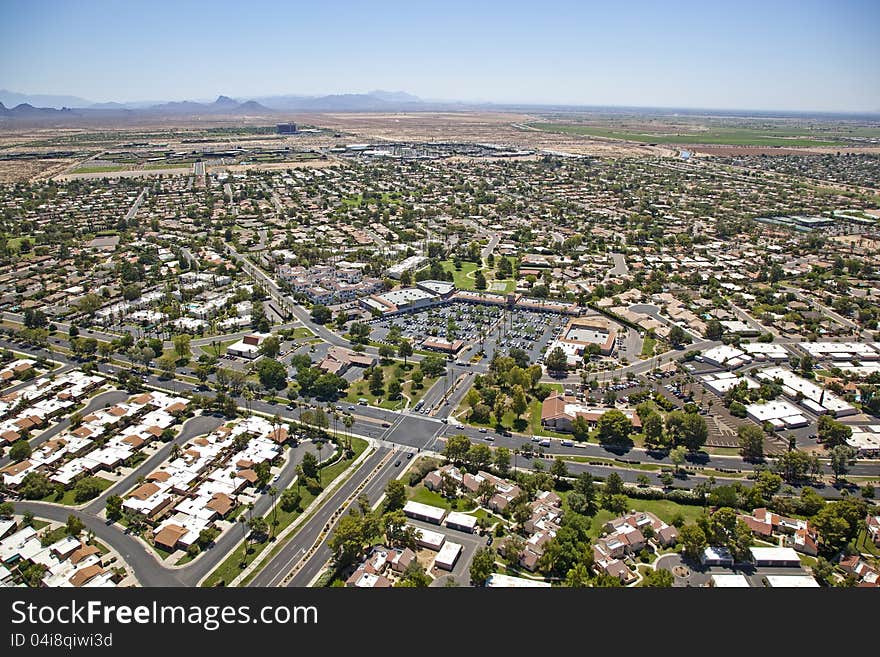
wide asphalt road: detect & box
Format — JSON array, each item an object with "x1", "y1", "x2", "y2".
[
  {"x1": 248, "y1": 446, "x2": 393, "y2": 587},
  {"x1": 285, "y1": 448, "x2": 404, "y2": 587}
]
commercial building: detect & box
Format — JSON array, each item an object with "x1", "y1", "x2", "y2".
[
  {"x1": 755, "y1": 366, "x2": 856, "y2": 418},
  {"x1": 226, "y1": 333, "x2": 272, "y2": 359},
  {"x1": 541, "y1": 393, "x2": 641, "y2": 433},
  {"x1": 387, "y1": 255, "x2": 427, "y2": 280},
  {"x1": 745, "y1": 400, "x2": 809, "y2": 430},
  {"x1": 276, "y1": 123, "x2": 297, "y2": 134}
]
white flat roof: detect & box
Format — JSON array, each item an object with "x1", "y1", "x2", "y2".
[
  {"x1": 409, "y1": 525, "x2": 445, "y2": 549},
  {"x1": 765, "y1": 575, "x2": 819, "y2": 588},
  {"x1": 711, "y1": 574, "x2": 751, "y2": 588},
  {"x1": 486, "y1": 573, "x2": 551, "y2": 588},
  {"x1": 435, "y1": 541, "x2": 462, "y2": 568},
  {"x1": 750, "y1": 546, "x2": 800, "y2": 563},
  {"x1": 403, "y1": 500, "x2": 447, "y2": 522},
  {"x1": 445, "y1": 511, "x2": 478, "y2": 529}
]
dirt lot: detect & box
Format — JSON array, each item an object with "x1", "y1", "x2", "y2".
[{"x1": 308, "y1": 111, "x2": 666, "y2": 157}]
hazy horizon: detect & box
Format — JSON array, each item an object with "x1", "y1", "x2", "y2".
[{"x1": 2, "y1": 0, "x2": 879, "y2": 113}]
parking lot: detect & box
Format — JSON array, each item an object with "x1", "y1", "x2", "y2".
[{"x1": 368, "y1": 303, "x2": 568, "y2": 363}]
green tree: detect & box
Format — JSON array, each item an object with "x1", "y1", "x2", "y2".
[
  {"x1": 73, "y1": 477, "x2": 104, "y2": 503},
  {"x1": 679, "y1": 524, "x2": 707, "y2": 562},
  {"x1": 368, "y1": 367, "x2": 385, "y2": 396},
  {"x1": 493, "y1": 446, "x2": 511, "y2": 475},
  {"x1": 257, "y1": 335, "x2": 281, "y2": 359},
  {"x1": 829, "y1": 445, "x2": 857, "y2": 483},
  {"x1": 818, "y1": 414, "x2": 852, "y2": 447},
  {"x1": 643, "y1": 568, "x2": 674, "y2": 587},
  {"x1": 470, "y1": 547, "x2": 497, "y2": 586},
  {"x1": 280, "y1": 488, "x2": 302, "y2": 513},
  {"x1": 738, "y1": 424, "x2": 765, "y2": 460},
  {"x1": 8, "y1": 440, "x2": 32, "y2": 462},
  {"x1": 65, "y1": 514, "x2": 85, "y2": 536},
  {"x1": 105, "y1": 495, "x2": 123, "y2": 522},
  {"x1": 387, "y1": 378, "x2": 402, "y2": 400},
  {"x1": 396, "y1": 560, "x2": 431, "y2": 587},
  {"x1": 397, "y1": 339, "x2": 413, "y2": 365},
  {"x1": 19, "y1": 471, "x2": 52, "y2": 499},
  {"x1": 596, "y1": 409, "x2": 632, "y2": 445},
  {"x1": 641, "y1": 411, "x2": 665, "y2": 448},
  {"x1": 550, "y1": 456, "x2": 569, "y2": 484},
  {"x1": 670, "y1": 445, "x2": 687, "y2": 473},
  {"x1": 172, "y1": 334, "x2": 191, "y2": 360},
  {"x1": 604, "y1": 471, "x2": 624, "y2": 496},
  {"x1": 510, "y1": 385, "x2": 528, "y2": 419},
  {"x1": 668, "y1": 325, "x2": 688, "y2": 348},
  {"x1": 256, "y1": 358, "x2": 287, "y2": 390},
  {"x1": 384, "y1": 479, "x2": 406, "y2": 511},
  {"x1": 310, "y1": 304, "x2": 331, "y2": 324},
  {"x1": 300, "y1": 452, "x2": 319, "y2": 479},
  {"x1": 444, "y1": 434, "x2": 471, "y2": 463},
  {"x1": 545, "y1": 346, "x2": 568, "y2": 373}
]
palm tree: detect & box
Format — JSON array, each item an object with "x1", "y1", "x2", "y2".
[
  {"x1": 268, "y1": 486, "x2": 278, "y2": 538},
  {"x1": 342, "y1": 414, "x2": 354, "y2": 451},
  {"x1": 242, "y1": 387, "x2": 254, "y2": 416}
]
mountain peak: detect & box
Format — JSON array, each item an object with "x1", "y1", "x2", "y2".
[
  {"x1": 214, "y1": 95, "x2": 238, "y2": 106},
  {"x1": 368, "y1": 90, "x2": 421, "y2": 103}
]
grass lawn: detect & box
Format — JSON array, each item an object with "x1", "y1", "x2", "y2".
[
  {"x1": 149, "y1": 543, "x2": 175, "y2": 562},
  {"x1": 6, "y1": 236, "x2": 34, "y2": 253},
  {"x1": 584, "y1": 496, "x2": 705, "y2": 540},
  {"x1": 175, "y1": 552, "x2": 196, "y2": 566},
  {"x1": 852, "y1": 528, "x2": 880, "y2": 558},
  {"x1": 407, "y1": 484, "x2": 476, "y2": 512},
  {"x1": 440, "y1": 260, "x2": 483, "y2": 290},
  {"x1": 344, "y1": 363, "x2": 427, "y2": 408},
  {"x1": 640, "y1": 334, "x2": 656, "y2": 359},
  {"x1": 340, "y1": 192, "x2": 401, "y2": 207},
  {"x1": 291, "y1": 327, "x2": 314, "y2": 339},
  {"x1": 40, "y1": 477, "x2": 113, "y2": 506},
  {"x1": 401, "y1": 374, "x2": 440, "y2": 408},
  {"x1": 203, "y1": 339, "x2": 237, "y2": 358},
  {"x1": 202, "y1": 437, "x2": 368, "y2": 587},
  {"x1": 73, "y1": 165, "x2": 130, "y2": 174}
]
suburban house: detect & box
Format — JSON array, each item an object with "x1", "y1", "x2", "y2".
[{"x1": 737, "y1": 508, "x2": 819, "y2": 556}]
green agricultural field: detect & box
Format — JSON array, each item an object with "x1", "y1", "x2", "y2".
[{"x1": 529, "y1": 123, "x2": 857, "y2": 147}]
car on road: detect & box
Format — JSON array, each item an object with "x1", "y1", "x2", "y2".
[
  {"x1": 561, "y1": 440, "x2": 573, "y2": 447},
  {"x1": 347, "y1": 405, "x2": 355, "y2": 410},
  {"x1": 486, "y1": 535, "x2": 494, "y2": 546},
  {"x1": 394, "y1": 460, "x2": 401, "y2": 467},
  {"x1": 407, "y1": 453, "x2": 413, "y2": 460},
  {"x1": 484, "y1": 435, "x2": 495, "y2": 442},
  {"x1": 381, "y1": 422, "x2": 390, "y2": 428},
  {"x1": 478, "y1": 427, "x2": 487, "y2": 433}
]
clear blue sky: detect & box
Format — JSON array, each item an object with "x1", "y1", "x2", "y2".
[{"x1": 1, "y1": 0, "x2": 878, "y2": 112}]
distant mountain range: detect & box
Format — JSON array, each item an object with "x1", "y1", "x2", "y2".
[
  {"x1": 1, "y1": 88, "x2": 877, "y2": 123},
  {"x1": 0, "y1": 89, "x2": 432, "y2": 122}
]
